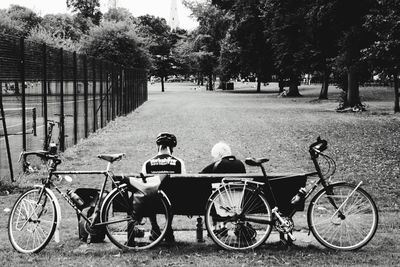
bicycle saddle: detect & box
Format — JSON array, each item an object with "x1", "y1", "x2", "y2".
[
  {"x1": 245, "y1": 157, "x2": 269, "y2": 166},
  {"x1": 97, "y1": 153, "x2": 125, "y2": 163}
]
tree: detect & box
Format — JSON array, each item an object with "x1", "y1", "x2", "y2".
[
  {"x1": 135, "y1": 15, "x2": 173, "y2": 92},
  {"x1": 0, "y1": 10, "x2": 24, "y2": 36},
  {"x1": 331, "y1": 0, "x2": 376, "y2": 109},
  {"x1": 219, "y1": 0, "x2": 273, "y2": 91},
  {"x1": 219, "y1": 30, "x2": 241, "y2": 83},
  {"x1": 184, "y1": 0, "x2": 231, "y2": 90},
  {"x1": 81, "y1": 21, "x2": 151, "y2": 68},
  {"x1": 27, "y1": 26, "x2": 79, "y2": 51},
  {"x1": 1, "y1": 5, "x2": 42, "y2": 36},
  {"x1": 306, "y1": 0, "x2": 342, "y2": 99},
  {"x1": 363, "y1": 0, "x2": 400, "y2": 112},
  {"x1": 66, "y1": 0, "x2": 102, "y2": 25},
  {"x1": 103, "y1": 7, "x2": 134, "y2": 23},
  {"x1": 41, "y1": 14, "x2": 82, "y2": 41}
]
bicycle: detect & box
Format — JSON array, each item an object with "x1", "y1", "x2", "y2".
[
  {"x1": 8, "y1": 149, "x2": 172, "y2": 253},
  {"x1": 43, "y1": 113, "x2": 73, "y2": 152},
  {"x1": 205, "y1": 137, "x2": 378, "y2": 251},
  {"x1": 17, "y1": 115, "x2": 70, "y2": 176}
]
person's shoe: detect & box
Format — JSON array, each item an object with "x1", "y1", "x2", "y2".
[
  {"x1": 213, "y1": 227, "x2": 228, "y2": 237},
  {"x1": 149, "y1": 227, "x2": 161, "y2": 241},
  {"x1": 126, "y1": 228, "x2": 144, "y2": 246},
  {"x1": 133, "y1": 228, "x2": 145, "y2": 238}
]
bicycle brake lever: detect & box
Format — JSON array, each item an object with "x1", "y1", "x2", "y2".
[{"x1": 140, "y1": 173, "x2": 147, "y2": 183}]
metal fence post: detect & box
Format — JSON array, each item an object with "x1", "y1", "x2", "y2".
[
  {"x1": 59, "y1": 48, "x2": 65, "y2": 151},
  {"x1": 92, "y1": 58, "x2": 96, "y2": 132},
  {"x1": 73, "y1": 52, "x2": 78, "y2": 145},
  {"x1": 42, "y1": 43, "x2": 48, "y2": 147},
  {"x1": 106, "y1": 63, "x2": 110, "y2": 122},
  {"x1": 83, "y1": 55, "x2": 88, "y2": 138},
  {"x1": 99, "y1": 61, "x2": 103, "y2": 128},
  {"x1": 112, "y1": 64, "x2": 115, "y2": 120},
  {"x1": 19, "y1": 37, "x2": 26, "y2": 151}
]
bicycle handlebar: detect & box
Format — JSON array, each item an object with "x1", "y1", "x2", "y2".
[
  {"x1": 309, "y1": 137, "x2": 328, "y2": 154},
  {"x1": 19, "y1": 150, "x2": 61, "y2": 164}
]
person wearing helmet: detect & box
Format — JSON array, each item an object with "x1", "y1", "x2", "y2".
[
  {"x1": 142, "y1": 132, "x2": 186, "y2": 174},
  {"x1": 141, "y1": 132, "x2": 186, "y2": 243}
]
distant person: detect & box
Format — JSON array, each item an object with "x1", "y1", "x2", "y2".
[
  {"x1": 200, "y1": 141, "x2": 245, "y2": 174},
  {"x1": 141, "y1": 132, "x2": 186, "y2": 243}
]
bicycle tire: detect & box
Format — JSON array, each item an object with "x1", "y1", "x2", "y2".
[
  {"x1": 101, "y1": 184, "x2": 171, "y2": 250},
  {"x1": 308, "y1": 182, "x2": 378, "y2": 251},
  {"x1": 205, "y1": 183, "x2": 272, "y2": 250},
  {"x1": 8, "y1": 188, "x2": 57, "y2": 253}
]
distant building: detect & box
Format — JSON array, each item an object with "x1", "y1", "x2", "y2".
[{"x1": 169, "y1": 0, "x2": 180, "y2": 31}]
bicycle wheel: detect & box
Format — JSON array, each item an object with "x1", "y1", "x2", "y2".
[
  {"x1": 8, "y1": 187, "x2": 57, "y2": 253},
  {"x1": 205, "y1": 183, "x2": 272, "y2": 250},
  {"x1": 101, "y1": 185, "x2": 171, "y2": 250},
  {"x1": 308, "y1": 182, "x2": 378, "y2": 250}
]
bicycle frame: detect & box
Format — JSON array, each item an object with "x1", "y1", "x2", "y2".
[{"x1": 29, "y1": 154, "x2": 126, "y2": 243}]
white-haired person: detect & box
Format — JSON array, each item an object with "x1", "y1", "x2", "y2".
[
  {"x1": 200, "y1": 141, "x2": 246, "y2": 173},
  {"x1": 200, "y1": 142, "x2": 247, "y2": 237}
]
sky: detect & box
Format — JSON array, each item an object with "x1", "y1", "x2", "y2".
[{"x1": 0, "y1": 0, "x2": 199, "y2": 30}]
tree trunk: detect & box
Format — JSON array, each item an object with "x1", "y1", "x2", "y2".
[
  {"x1": 394, "y1": 72, "x2": 399, "y2": 113},
  {"x1": 278, "y1": 77, "x2": 284, "y2": 93},
  {"x1": 257, "y1": 80, "x2": 261, "y2": 92},
  {"x1": 286, "y1": 76, "x2": 301, "y2": 96},
  {"x1": 319, "y1": 64, "x2": 329, "y2": 99},
  {"x1": 347, "y1": 66, "x2": 360, "y2": 106},
  {"x1": 161, "y1": 76, "x2": 165, "y2": 92},
  {"x1": 208, "y1": 73, "x2": 213, "y2": 91}
]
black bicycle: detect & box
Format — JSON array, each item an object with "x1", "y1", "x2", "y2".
[
  {"x1": 205, "y1": 137, "x2": 378, "y2": 251},
  {"x1": 8, "y1": 150, "x2": 172, "y2": 253}
]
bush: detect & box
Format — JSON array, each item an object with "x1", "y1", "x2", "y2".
[{"x1": 81, "y1": 21, "x2": 151, "y2": 68}]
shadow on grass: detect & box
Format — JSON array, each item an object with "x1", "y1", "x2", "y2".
[{"x1": 216, "y1": 89, "x2": 279, "y2": 95}]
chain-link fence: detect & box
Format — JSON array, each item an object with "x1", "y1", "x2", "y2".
[{"x1": 0, "y1": 34, "x2": 148, "y2": 181}]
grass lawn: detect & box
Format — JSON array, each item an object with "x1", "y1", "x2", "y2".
[{"x1": 1, "y1": 81, "x2": 399, "y2": 266}]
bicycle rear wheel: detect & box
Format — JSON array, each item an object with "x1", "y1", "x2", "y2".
[
  {"x1": 8, "y1": 188, "x2": 57, "y2": 253},
  {"x1": 308, "y1": 182, "x2": 378, "y2": 250},
  {"x1": 101, "y1": 185, "x2": 171, "y2": 250},
  {"x1": 205, "y1": 183, "x2": 272, "y2": 250}
]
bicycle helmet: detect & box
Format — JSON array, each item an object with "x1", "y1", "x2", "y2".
[{"x1": 156, "y1": 132, "x2": 177, "y2": 148}]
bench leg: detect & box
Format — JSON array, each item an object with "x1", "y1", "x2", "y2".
[{"x1": 196, "y1": 216, "x2": 205, "y2": 243}]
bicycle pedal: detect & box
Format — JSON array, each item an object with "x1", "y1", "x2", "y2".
[{"x1": 287, "y1": 232, "x2": 296, "y2": 242}]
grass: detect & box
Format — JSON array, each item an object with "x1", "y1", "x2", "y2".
[{"x1": 1, "y1": 81, "x2": 399, "y2": 266}]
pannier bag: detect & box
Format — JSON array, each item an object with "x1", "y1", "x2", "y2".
[
  {"x1": 112, "y1": 175, "x2": 165, "y2": 214},
  {"x1": 123, "y1": 175, "x2": 164, "y2": 218},
  {"x1": 74, "y1": 188, "x2": 108, "y2": 243}
]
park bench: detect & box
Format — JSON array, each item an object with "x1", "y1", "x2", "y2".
[{"x1": 114, "y1": 173, "x2": 307, "y2": 241}]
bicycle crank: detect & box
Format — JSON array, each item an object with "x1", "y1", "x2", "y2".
[{"x1": 274, "y1": 216, "x2": 296, "y2": 241}]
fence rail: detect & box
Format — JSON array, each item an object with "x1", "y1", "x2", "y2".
[{"x1": 0, "y1": 34, "x2": 148, "y2": 181}]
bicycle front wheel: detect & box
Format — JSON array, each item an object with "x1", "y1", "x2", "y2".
[
  {"x1": 101, "y1": 185, "x2": 171, "y2": 250},
  {"x1": 308, "y1": 182, "x2": 378, "y2": 251},
  {"x1": 8, "y1": 187, "x2": 57, "y2": 253},
  {"x1": 205, "y1": 184, "x2": 272, "y2": 250}
]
